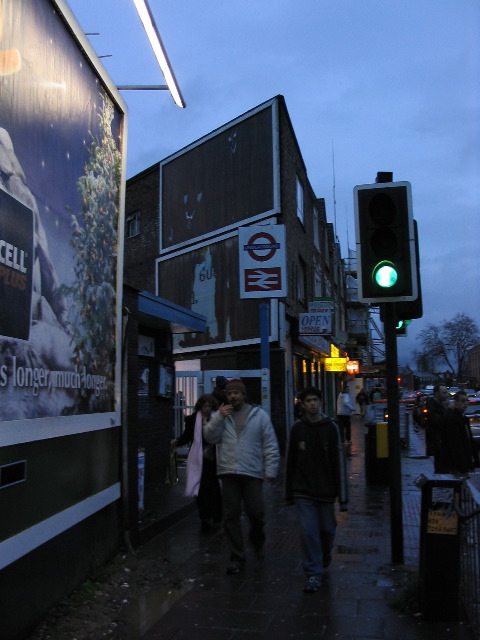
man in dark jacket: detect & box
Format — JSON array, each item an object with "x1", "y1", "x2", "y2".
[
  {"x1": 285, "y1": 387, "x2": 348, "y2": 593},
  {"x1": 441, "y1": 391, "x2": 479, "y2": 477},
  {"x1": 425, "y1": 383, "x2": 448, "y2": 472}
]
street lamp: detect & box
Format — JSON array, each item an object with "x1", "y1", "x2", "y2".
[{"x1": 119, "y1": 0, "x2": 185, "y2": 108}]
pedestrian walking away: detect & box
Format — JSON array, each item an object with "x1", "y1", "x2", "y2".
[
  {"x1": 336, "y1": 384, "x2": 355, "y2": 443},
  {"x1": 285, "y1": 386, "x2": 348, "y2": 593},
  {"x1": 424, "y1": 383, "x2": 449, "y2": 473},
  {"x1": 355, "y1": 389, "x2": 369, "y2": 418},
  {"x1": 440, "y1": 390, "x2": 480, "y2": 478},
  {"x1": 203, "y1": 378, "x2": 280, "y2": 574},
  {"x1": 171, "y1": 394, "x2": 222, "y2": 531},
  {"x1": 212, "y1": 375, "x2": 228, "y2": 406}
]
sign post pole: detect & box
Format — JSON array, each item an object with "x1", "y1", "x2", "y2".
[
  {"x1": 239, "y1": 226, "x2": 286, "y2": 416},
  {"x1": 260, "y1": 301, "x2": 271, "y2": 415}
]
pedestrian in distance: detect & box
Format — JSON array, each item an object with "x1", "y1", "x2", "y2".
[
  {"x1": 203, "y1": 378, "x2": 280, "y2": 574},
  {"x1": 440, "y1": 390, "x2": 479, "y2": 478},
  {"x1": 336, "y1": 384, "x2": 355, "y2": 443},
  {"x1": 424, "y1": 383, "x2": 449, "y2": 473},
  {"x1": 294, "y1": 391, "x2": 304, "y2": 419},
  {"x1": 355, "y1": 389, "x2": 369, "y2": 418},
  {"x1": 285, "y1": 386, "x2": 348, "y2": 593},
  {"x1": 171, "y1": 394, "x2": 222, "y2": 531},
  {"x1": 212, "y1": 375, "x2": 228, "y2": 406},
  {"x1": 369, "y1": 385, "x2": 382, "y2": 402}
]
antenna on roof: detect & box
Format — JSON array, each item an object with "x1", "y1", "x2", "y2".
[{"x1": 332, "y1": 140, "x2": 337, "y2": 240}]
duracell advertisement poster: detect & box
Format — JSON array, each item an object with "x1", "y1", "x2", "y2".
[{"x1": 0, "y1": 0, "x2": 125, "y2": 425}]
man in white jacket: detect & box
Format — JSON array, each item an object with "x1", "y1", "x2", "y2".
[
  {"x1": 203, "y1": 378, "x2": 280, "y2": 574},
  {"x1": 336, "y1": 385, "x2": 355, "y2": 444}
]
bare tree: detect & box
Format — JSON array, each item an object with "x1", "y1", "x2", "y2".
[
  {"x1": 417, "y1": 313, "x2": 479, "y2": 380},
  {"x1": 413, "y1": 349, "x2": 436, "y2": 374}
]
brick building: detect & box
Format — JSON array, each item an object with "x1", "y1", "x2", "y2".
[{"x1": 124, "y1": 96, "x2": 351, "y2": 453}]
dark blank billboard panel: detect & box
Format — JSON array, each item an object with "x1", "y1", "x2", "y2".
[
  {"x1": 161, "y1": 105, "x2": 274, "y2": 251},
  {"x1": 158, "y1": 237, "x2": 260, "y2": 347}
]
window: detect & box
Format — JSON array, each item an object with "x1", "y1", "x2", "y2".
[
  {"x1": 297, "y1": 257, "x2": 307, "y2": 302},
  {"x1": 314, "y1": 271, "x2": 322, "y2": 298},
  {"x1": 127, "y1": 211, "x2": 140, "y2": 238},
  {"x1": 296, "y1": 176, "x2": 304, "y2": 224},
  {"x1": 313, "y1": 206, "x2": 319, "y2": 249}
]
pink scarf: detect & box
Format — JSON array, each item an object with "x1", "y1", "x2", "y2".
[{"x1": 184, "y1": 411, "x2": 204, "y2": 497}]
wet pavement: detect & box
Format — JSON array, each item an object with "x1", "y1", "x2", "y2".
[{"x1": 102, "y1": 415, "x2": 477, "y2": 640}]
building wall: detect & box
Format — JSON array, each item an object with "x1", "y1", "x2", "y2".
[
  {"x1": 124, "y1": 96, "x2": 348, "y2": 447},
  {"x1": 124, "y1": 165, "x2": 160, "y2": 294},
  {"x1": 466, "y1": 344, "x2": 480, "y2": 387},
  {"x1": 0, "y1": 428, "x2": 121, "y2": 639}
]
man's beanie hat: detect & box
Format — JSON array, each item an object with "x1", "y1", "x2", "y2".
[{"x1": 226, "y1": 378, "x2": 246, "y2": 393}]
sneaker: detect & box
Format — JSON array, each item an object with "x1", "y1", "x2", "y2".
[
  {"x1": 254, "y1": 546, "x2": 265, "y2": 560},
  {"x1": 323, "y1": 553, "x2": 332, "y2": 568},
  {"x1": 253, "y1": 547, "x2": 265, "y2": 569},
  {"x1": 303, "y1": 576, "x2": 321, "y2": 592},
  {"x1": 226, "y1": 561, "x2": 243, "y2": 574}
]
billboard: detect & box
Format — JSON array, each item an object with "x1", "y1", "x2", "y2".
[
  {"x1": 158, "y1": 236, "x2": 262, "y2": 350},
  {"x1": 0, "y1": 0, "x2": 126, "y2": 441},
  {"x1": 160, "y1": 98, "x2": 280, "y2": 253}
]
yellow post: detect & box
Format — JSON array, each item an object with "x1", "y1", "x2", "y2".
[{"x1": 376, "y1": 422, "x2": 389, "y2": 458}]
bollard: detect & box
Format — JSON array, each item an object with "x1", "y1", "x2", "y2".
[{"x1": 364, "y1": 421, "x2": 389, "y2": 484}]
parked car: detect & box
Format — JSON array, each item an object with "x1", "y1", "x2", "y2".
[
  {"x1": 400, "y1": 391, "x2": 420, "y2": 409},
  {"x1": 447, "y1": 386, "x2": 461, "y2": 396},
  {"x1": 466, "y1": 398, "x2": 480, "y2": 448},
  {"x1": 413, "y1": 394, "x2": 429, "y2": 427},
  {"x1": 448, "y1": 387, "x2": 476, "y2": 397}
]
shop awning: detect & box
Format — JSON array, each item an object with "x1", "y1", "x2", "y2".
[{"x1": 137, "y1": 290, "x2": 207, "y2": 334}]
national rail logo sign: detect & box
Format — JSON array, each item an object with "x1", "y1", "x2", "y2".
[{"x1": 238, "y1": 225, "x2": 287, "y2": 298}]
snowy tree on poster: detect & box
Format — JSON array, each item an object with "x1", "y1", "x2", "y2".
[{"x1": 62, "y1": 94, "x2": 121, "y2": 411}]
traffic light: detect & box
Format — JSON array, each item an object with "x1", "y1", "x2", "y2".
[
  {"x1": 354, "y1": 181, "x2": 418, "y2": 303},
  {"x1": 393, "y1": 220, "x2": 423, "y2": 320},
  {"x1": 395, "y1": 319, "x2": 411, "y2": 336}
]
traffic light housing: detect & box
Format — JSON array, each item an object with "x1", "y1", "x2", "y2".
[
  {"x1": 354, "y1": 181, "x2": 418, "y2": 303},
  {"x1": 395, "y1": 319, "x2": 411, "y2": 336}
]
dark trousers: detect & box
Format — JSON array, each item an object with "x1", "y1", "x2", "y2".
[
  {"x1": 337, "y1": 415, "x2": 351, "y2": 442},
  {"x1": 221, "y1": 474, "x2": 265, "y2": 562},
  {"x1": 196, "y1": 457, "x2": 222, "y2": 524}
]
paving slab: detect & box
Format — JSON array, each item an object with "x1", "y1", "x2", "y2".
[{"x1": 136, "y1": 416, "x2": 476, "y2": 640}]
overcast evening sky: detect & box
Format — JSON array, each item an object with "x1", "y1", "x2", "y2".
[{"x1": 68, "y1": 0, "x2": 480, "y2": 368}]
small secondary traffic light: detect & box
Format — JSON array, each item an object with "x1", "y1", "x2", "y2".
[
  {"x1": 354, "y1": 181, "x2": 418, "y2": 303},
  {"x1": 395, "y1": 319, "x2": 411, "y2": 336}
]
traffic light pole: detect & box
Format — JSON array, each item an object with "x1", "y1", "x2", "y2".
[{"x1": 383, "y1": 301, "x2": 404, "y2": 564}]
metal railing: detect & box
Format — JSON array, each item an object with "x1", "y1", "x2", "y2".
[{"x1": 459, "y1": 481, "x2": 480, "y2": 636}]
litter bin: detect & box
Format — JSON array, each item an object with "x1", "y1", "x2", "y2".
[
  {"x1": 364, "y1": 421, "x2": 389, "y2": 485},
  {"x1": 416, "y1": 474, "x2": 463, "y2": 620}
]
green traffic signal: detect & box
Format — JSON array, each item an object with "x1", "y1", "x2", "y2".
[
  {"x1": 354, "y1": 181, "x2": 418, "y2": 303},
  {"x1": 373, "y1": 261, "x2": 398, "y2": 288}
]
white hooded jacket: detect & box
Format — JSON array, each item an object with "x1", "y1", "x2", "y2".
[
  {"x1": 203, "y1": 405, "x2": 280, "y2": 480},
  {"x1": 337, "y1": 391, "x2": 355, "y2": 416}
]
